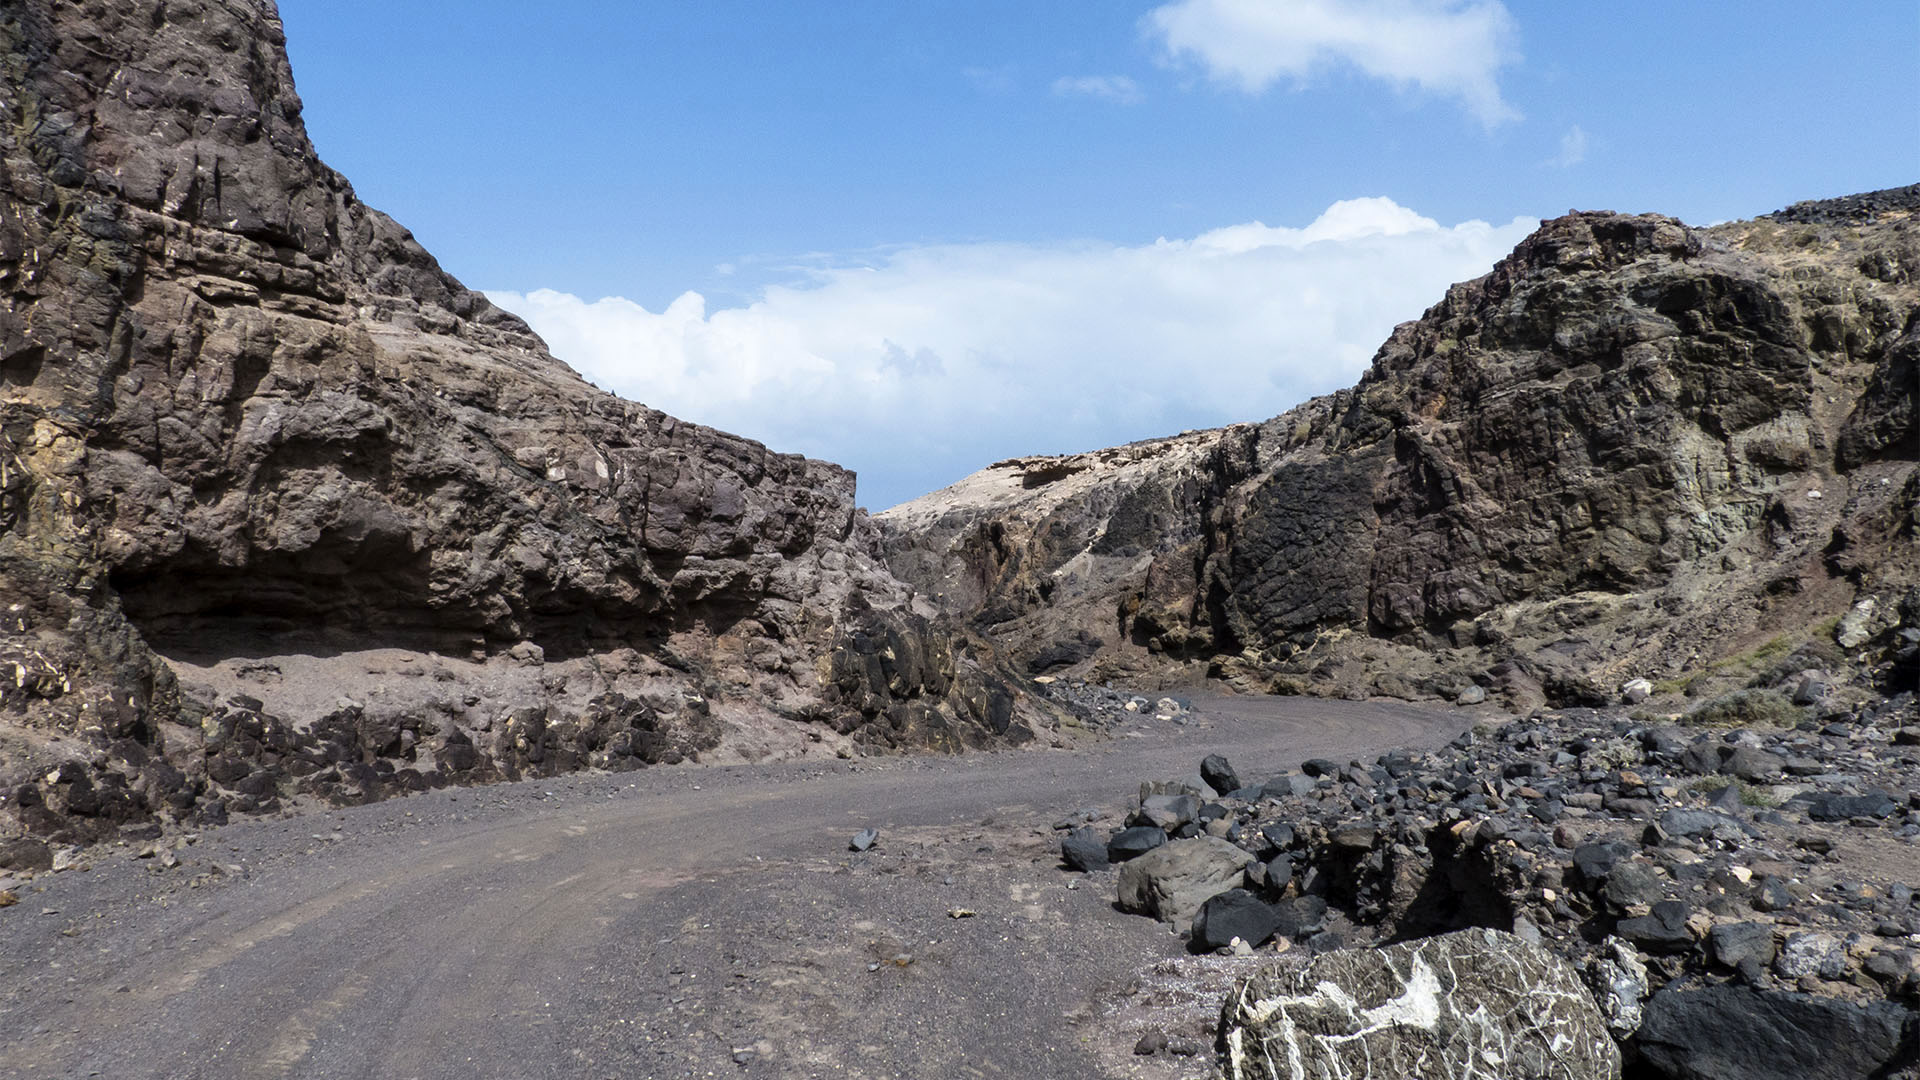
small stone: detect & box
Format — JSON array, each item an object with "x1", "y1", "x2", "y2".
[
  {"x1": 1200, "y1": 754, "x2": 1241, "y2": 796},
  {"x1": 1709, "y1": 921, "x2": 1777, "y2": 978},
  {"x1": 1753, "y1": 875, "x2": 1795, "y2": 913},
  {"x1": 1605, "y1": 861, "x2": 1666, "y2": 909},
  {"x1": 1060, "y1": 827, "x2": 1111, "y2": 872},
  {"x1": 1106, "y1": 826, "x2": 1168, "y2": 863},
  {"x1": 1138, "y1": 793, "x2": 1199, "y2": 831},
  {"x1": 1260, "y1": 773, "x2": 1316, "y2": 800},
  {"x1": 1618, "y1": 900, "x2": 1694, "y2": 953},
  {"x1": 848, "y1": 828, "x2": 880, "y2": 852},
  {"x1": 1775, "y1": 931, "x2": 1849, "y2": 980},
  {"x1": 1132, "y1": 1032, "x2": 1167, "y2": 1056}
]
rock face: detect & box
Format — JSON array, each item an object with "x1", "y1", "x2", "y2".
[
  {"x1": 1219, "y1": 928, "x2": 1620, "y2": 1080},
  {"x1": 0, "y1": 0, "x2": 1050, "y2": 841},
  {"x1": 1633, "y1": 984, "x2": 1917, "y2": 1080},
  {"x1": 879, "y1": 190, "x2": 1920, "y2": 708}
]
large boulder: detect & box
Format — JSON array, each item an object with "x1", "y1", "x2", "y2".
[
  {"x1": 1220, "y1": 928, "x2": 1619, "y2": 1080},
  {"x1": 1632, "y1": 984, "x2": 1918, "y2": 1080},
  {"x1": 1116, "y1": 837, "x2": 1254, "y2": 929}
]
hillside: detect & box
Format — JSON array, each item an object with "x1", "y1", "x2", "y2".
[{"x1": 880, "y1": 193, "x2": 1920, "y2": 711}]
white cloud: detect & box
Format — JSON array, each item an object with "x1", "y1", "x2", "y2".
[
  {"x1": 1550, "y1": 124, "x2": 1588, "y2": 167},
  {"x1": 1052, "y1": 74, "x2": 1146, "y2": 104},
  {"x1": 1144, "y1": 0, "x2": 1521, "y2": 127},
  {"x1": 487, "y1": 198, "x2": 1536, "y2": 509}
]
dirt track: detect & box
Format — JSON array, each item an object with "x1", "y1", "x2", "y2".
[{"x1": 0, "y1": 696, "x2": 1470, "y2": 1079}]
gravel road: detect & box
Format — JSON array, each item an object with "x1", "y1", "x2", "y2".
[{"x1": 0, "y1": 696, "x2": 1470, "y2": 1079}]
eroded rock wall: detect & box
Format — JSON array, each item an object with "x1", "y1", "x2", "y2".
[
  {"x1": 880, "y1": 193, "x2": 1920, "y2": 708},
  {"x1": 0, "y1": 0, "x2": 1051, "y2": 842}
]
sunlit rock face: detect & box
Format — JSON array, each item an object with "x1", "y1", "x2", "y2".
[
  {"x1": 1220, "y1": 928, "x2": 1620, "y2": 1080},
  {"x1": 880, "y1": 192, "x2": 1920, "y2": 709},
  {"x1": 0, "y1": 0, "x2": 1051, "y2": 841}
]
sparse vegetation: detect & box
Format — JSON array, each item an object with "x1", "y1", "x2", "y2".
[
  {"x1": 1687, "y1": 775, "x2": 1784, "y2": 808},
  {"x1": 1658, "y1": 625, "x2": 1841, "y2": 698},
  {"x1": 1682, "y1": 688, "x2": 1805, "y2": 729}
]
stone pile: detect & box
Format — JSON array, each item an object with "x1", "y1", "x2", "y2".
[
  {"x1": 1031, "y1": 678, "x2": 1193, "y2": 727},
  {"x1": 1064, "y1": 699, "x2": 1920, "y2": 1076}
]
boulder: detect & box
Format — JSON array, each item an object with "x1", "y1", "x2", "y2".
[
  {"x1": 1201, "y1": 754, "x2": 1241, "y2": 797},
  {"x1": 1606, "y1": 861, "x2": 1667, "y2": 909},
  {"x1": 1707, "y1": 922, "x2": 1776, "y2": 981},
  {"x1": 1060, "y1": 827, "x2": 1110, "y2": 872},
  {"x1": 1798, "y1": 790, "x2": 1899, "y2": 822},
  {"x1": 1221, "y1": 928, "x2": 1619, "y2": 1080},
  {"x1": 1633, "y1": 984, "x2": 1917, "y2": 1080},
  {"x1": 1270, "y1": 895, "x2": 1329, "y2": 939},
  {"x1": 1260, "y1": 774, "x2": 1316, "y2": 800},
  {"x1": 1618, "y1": 900, "x2": 1695, "y2": 953},
  {"x1": 1191, "y1": 889, "x2": 1282, "y2": 951},
  {"x1": 1106, "y1": 826, "x2": 1169, "y2": 863},
  {"x1": 1116, "y1": 837, "x2": 1254, "y2": 929},
  {"x1": 1139, "y1": 793, "x2": 1200, "y2": 831}
]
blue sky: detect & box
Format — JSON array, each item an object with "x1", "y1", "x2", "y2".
[{"x1": 279, "y1": 1, "x2": 1919, "y2": 509}]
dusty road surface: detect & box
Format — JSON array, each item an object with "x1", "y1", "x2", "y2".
[{"x1": 0, "y1": 695, "x2": 1470, "y2": 1079}]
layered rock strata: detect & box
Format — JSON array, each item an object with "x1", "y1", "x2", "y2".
[
  {"x1": 0, "y1": 0, "x2": 1048, "y2": 842},
  {"x1": 880, "y1": 190, "x2": 1920, "y2": 710}
]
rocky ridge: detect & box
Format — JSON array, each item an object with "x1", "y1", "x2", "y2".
[
  {"x1": 879, "y1": 189, "x2": 1920, "y2": 715},
  {"x1": 0, "y1": 0, "x2": 1055, "y2": 844}
]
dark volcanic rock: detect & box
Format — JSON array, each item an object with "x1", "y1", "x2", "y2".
[
  {"x1": 1060, "y1": 827, "x2": 1111, "y2": 872},
  {"x1": 1633, "y1": 983, "x2": 1919, "y2": 1080},
  {"x1": 1106, "y1": 826, "x2": 1168, "y2": 863},
  {"x1": 879, "y1": 191, "x2": 1920, "y2": 712},
  {"x1": 1191, "y1": 889, "x2": 1281, "y2": 951},
  {"x1": 1077, "y1": 693, "x2": 1920, "y2": 1072},
  {"x1": 0, "y1": 0, "x2": 1056, "y2": 840},
  {"x1": 1200, "y1": 754, "x2": 1241, "y2": 797},
  {"x1": 1798, "y1": 790, "x2": 1900, "y2": 822}
]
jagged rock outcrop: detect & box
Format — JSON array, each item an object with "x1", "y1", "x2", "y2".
[
  {"x1": 880, "y1": 189, "x2": 1920, "y2": 708},
  {"x1": 0, "y1": 0, "x2": 1050, "y2": 842}
]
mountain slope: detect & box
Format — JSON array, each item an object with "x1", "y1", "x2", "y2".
[{"x1": 879, "y1": 194, "x2": 1920, "y2": 708}]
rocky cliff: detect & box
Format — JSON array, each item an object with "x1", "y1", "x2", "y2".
[
  {"x1": 0, "y1": 0, "x2": 1049, "y2": 843},
  {"x1": 880, "y1": 190, "x2": 1920, "y2": 710}
]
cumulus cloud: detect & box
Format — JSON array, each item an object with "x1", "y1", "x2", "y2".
[
  {"x1": 487, "y1": 198, "x2": 1535, "y2": 509},
  {"x1": 1550, "y1": 124, "x2": 1588, "y2": 167},
  {"x1": 1051, "y1": 74, "x2": 1145, "y2": 104},
  {"x1": 1144, "y1": 0, "x2": 1521, "y2": 127}
]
